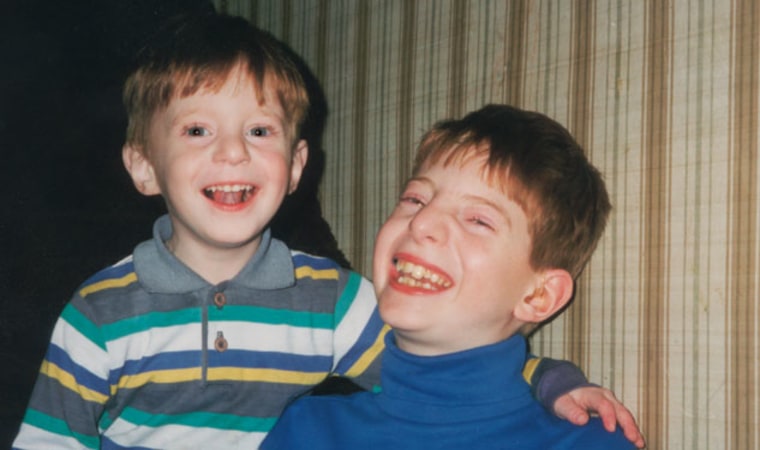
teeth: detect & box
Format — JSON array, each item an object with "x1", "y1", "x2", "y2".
[
  {"x1": 394, "y1": 259, "x2": 452, "y2": 289},
  {"x1": 205, "y1": 184, "x2": 253, "y2": 193},
  {"x1": 203, "y1": 184, "x2": 255, "y2": 204}
]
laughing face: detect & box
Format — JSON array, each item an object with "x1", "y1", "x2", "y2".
[
  {"x1": 123, "y1": 64, "x2": 307, "y2": 280},
  {"x1": 372, "y1": 151, "x2": 543, "y2": 356}
]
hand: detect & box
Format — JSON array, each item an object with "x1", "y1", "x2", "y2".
[{"x1": 553, "y1": 386, "x2": 645, "y2": 448}]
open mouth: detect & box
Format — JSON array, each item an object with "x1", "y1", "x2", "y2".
[
  {"x1": 392, "y1": 257, "x2": 453, "y2": 291},
  {"x1": 203, "y1": 184, "x2": 255, "y2": 205}
]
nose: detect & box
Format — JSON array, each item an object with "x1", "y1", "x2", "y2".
[
  {"x1": 408, "y1": 202, "x2": 448, "y2": 245},
  {"x1": 213, "y1": 134, "x2": 250, "y2": 165}
]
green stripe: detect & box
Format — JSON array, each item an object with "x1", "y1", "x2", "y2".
[
  {"x1": 334, "y1": 272, "x2": 362, "y2": 324},
  {"x1": 102, "y1": 308, "x2": 200, "y2": 340},
  {"x1": 119, "y1": 406, "x2": 277, "y2": 433},
  {"x1": 208, "y1": 305, "x2": 333, "y2": 328},
  {"x1": 61, "y1": 304, "x2": 107, "y2": 351},
  {"x1": 103, "y1": 304, "x2": 336, "y2": 341},
  {"x1": 24, "y1": 408, "x2": 100, "y2": 449}
]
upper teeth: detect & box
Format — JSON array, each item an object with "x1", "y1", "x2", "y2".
[
  {"x1": 394, "y1": 259, "x2": 452, "y2": 289},
  {"x1": 206, "y1": 184, "x2": 252, "y2": 192}
]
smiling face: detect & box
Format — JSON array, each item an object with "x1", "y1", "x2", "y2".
[
  {"x1": 123, "y1": 64, "x2": 307, "y2": 281},
  {"x1": 373, "y1": 151, "x2": 545, "y2": 356}
]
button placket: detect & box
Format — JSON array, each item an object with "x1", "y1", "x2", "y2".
[
  {"x1": 213, "y1": 292, "x2": 226, "y2": 309},
  {"x1": 214, "y1": 331, "x2": 228, "y2": 352},
  {"x1": 212, "y1": 291, "x2": 229, "y2": 352}
]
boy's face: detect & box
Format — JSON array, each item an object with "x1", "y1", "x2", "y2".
[
  {"x1": 124, "y1": 67, "x2": 307, "y2": 264},
  {"x1": 373, "y1": 152, "x2": 543, "y2": 356}
]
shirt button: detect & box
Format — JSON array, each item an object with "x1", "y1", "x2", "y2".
[
  {"x1": 215, "y1": 331, "x2": 228, "y2": 352},
  {"x1": 213, "y1": 292, "x2": 226, "y2": 309}
]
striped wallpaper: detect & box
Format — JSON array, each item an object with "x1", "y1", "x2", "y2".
[{"x1": 216, "y1": 1, "x2": 759, "y2": 448}]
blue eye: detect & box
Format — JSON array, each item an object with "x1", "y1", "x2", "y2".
[
  {"x1": 248, "y1": 127, "x2": 270, "y2": 137},
  {"x1": 186, "y1": 126, "x2": 209, "y2": 137}
]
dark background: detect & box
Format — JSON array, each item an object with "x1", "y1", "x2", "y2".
[{"x1": 0, "y1": 1, "x2": 348, "y2": 447}]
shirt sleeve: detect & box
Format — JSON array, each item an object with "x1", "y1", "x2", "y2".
[
  {"x1": 13, "y1": 299, "x2": 110, "y2": 449},
  {"x1": 523, "y1": 356, "x2": 595, "y2": 412},
  {"x1": 329, "y1": 271, "x2": 388, "y2": 391}
]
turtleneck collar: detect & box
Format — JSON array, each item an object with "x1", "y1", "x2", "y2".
[{"x1": 376, "y1": 332, "x2": 535, "y2": 423}]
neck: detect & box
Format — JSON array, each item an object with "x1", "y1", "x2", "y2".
[
  {"x1": 393, "y1": 325, "x2": 526, "y2": 357},
  {"x1": 168, "y1": 236, "x2": 261, "y2": 285}
]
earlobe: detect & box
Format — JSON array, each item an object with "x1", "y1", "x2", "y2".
[
  {"x1": 288, "y1": 140, "x2": 309, "y2": 194},
  {"x1": 514, "y1": 269, "x2": 575, "y2": 323},
  {"x1": 122, "y1": 144, "x2": 160, "y2": 196}
]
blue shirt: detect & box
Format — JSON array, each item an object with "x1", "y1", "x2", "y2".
[{"x1": 263, "y1": 332, "x2": 635, "y2": 449}]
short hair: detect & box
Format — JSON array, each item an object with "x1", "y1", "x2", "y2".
[
  {"x1": 412, "y1": 104, "x2": 611, "y2": 278},
  {"x1": 123, "y1": 12, "x2": 309, "y2": 151}
]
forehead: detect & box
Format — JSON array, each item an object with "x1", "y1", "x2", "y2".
[
  {"x1": 173, "y1": 62, "x2": 274, "y2": 103},
  {"x1": 417, "y1": 144, "x2": 514, "y2": 194},
  {"x1": 157, "y1": 65, "x2": 286, "y2": 124}
]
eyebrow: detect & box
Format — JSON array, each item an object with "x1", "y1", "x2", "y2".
[
  {"x1": 406, "y1": 176, "x2": 515, "y2": 229},
  {"x1": 461, "y1": 193, "x2": 514, "y2": 229},
  {"x1": 405, "y1": 175, "x2": 433, "y2": 186}
]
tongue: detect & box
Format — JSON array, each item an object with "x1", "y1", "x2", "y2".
[{"x1": 213, "y1": 190, "x2": 245, "y2": 205}]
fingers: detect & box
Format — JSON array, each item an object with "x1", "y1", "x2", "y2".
[
  {"x1": 614, "y1": 403, "x2": 645, "y2": 448},
  {"x1": 554, "y1": 386, "x2": 646, "y2": 447},
  {"x1": 594, "y1": 396, "x2": 617, "y2": 432},
  {"x1": 602, "y1": 391, "x2": 646, "y2": 448},
  {"x1": 553, "y1": 395, "x2": 590, "y2": 425}
]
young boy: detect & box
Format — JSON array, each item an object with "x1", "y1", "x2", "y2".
[
  {"x1": 262, "y1": 104, "x2": 642, "y2": 449},
  {"x1": 13, "y1": 13, "x2": 641, "y2": 450}
]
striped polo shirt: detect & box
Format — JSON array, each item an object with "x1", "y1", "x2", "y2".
[{"x1": 14, "y1": 215, "x2": 388, "y2": 449}]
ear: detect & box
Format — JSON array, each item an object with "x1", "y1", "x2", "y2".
[
  {"x1": 514, "y1": 269, "x2": 575, "y2": 323},
  {"x1": 287, "y1": 139, "x2": 309, "y2": 194},
  {"x1": 122, "y1": 144, "x2": 161, "y2": 196}
]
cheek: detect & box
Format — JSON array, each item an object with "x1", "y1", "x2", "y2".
[
  {"x1": 371, "y1": 242, "x2": 390, "y2": 293},
  {"x1": 373, "y1": 224, "x2": 410, "y2": 301},
  {"x1": 262, "y1": 154, "x2": 293, "y2": 184}
]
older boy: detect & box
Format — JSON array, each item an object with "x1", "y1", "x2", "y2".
[
  {"x1": 262, "y1": 104, "x2": 642, "y2": 449},
  {"x1": 13, "y1": 12, "x2": 640, "y2": 449}
]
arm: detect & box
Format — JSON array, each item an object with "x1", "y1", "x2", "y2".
[
  {"x1": 524, "y1": 357, "x2": 645, "y2": 449},
  {"x1": 329, "y1": 271, "x2": 388, "y2": 390},
  {"x1": 13, "y1": 302, "x2": 109, "y2": 449}
]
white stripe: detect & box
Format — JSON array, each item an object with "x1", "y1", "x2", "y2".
[
  {"x1": 107, "y1": 322, "x2": 336, "y2": 364},
  {"x1": 207, "y1": 321, "x2": 334, "y2": 356},
  {"x1": 13, "y1": 423, "x2": 89, "y2": 450},
  {"x1": 51, "y1": 318, "x2": 110, "y2": 379},
  {"x1": 332, "y1": 276, "x2": 379, "y2": 366},
  {"x1": 108, "y1": 323, "x2": 203, "y2": 363},
  {"x1": 104, "y1": 418, "x2": 265, "y2": 449}
]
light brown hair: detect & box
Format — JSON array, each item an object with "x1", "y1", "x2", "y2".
[
  {"x1": 412, "y1": 104, "x2": 611, "y2": 278},
  {"x1": 123, "y1": 13, "x2": 309, "y2": 153}
]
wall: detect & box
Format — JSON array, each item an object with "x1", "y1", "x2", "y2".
[{"x1": 216, "y1": 1, "x2": 759, "y2": 448}]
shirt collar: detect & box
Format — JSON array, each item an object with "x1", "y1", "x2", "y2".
[
  {"x1": 133, "y1": 214, "x2": 295, "y2": 293},
  {"x1": 376, "y1": 332, "x2": 535, "y2": 422}
]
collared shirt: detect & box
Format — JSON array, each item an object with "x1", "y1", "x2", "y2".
[{"x1": 14, "y1": 215, "x2": 387, "y2": 449}]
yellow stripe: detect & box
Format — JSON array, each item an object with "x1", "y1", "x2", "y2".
[
  {"x1": 113, "y1": 368, "x2": 202, "y2": 392},
  {"x1": 41, "y1": 360, "x2": 108, "y2": 404},
  {"x1": 295, "y1": 266, "x2": 339, "y2": 280},
  {"x1": 113, "y1": 367, "x2": 328, "y2": 392},
  {"x1": 208, "y1": 367, "x2": 329, "y2": 385},
  {"x1": 522, "y1": 357, "x2": 541, "y2": 384},
  {"x1": 79, "y1": 272, "x2": 138, "y2": 298},
  {"x1": 344, "y1": 324, "x2": 391, "y2": 378}
]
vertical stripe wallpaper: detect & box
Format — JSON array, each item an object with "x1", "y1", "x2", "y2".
[{"x1": 216, "y1": 1, "x2": 759, "y2": 448}]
